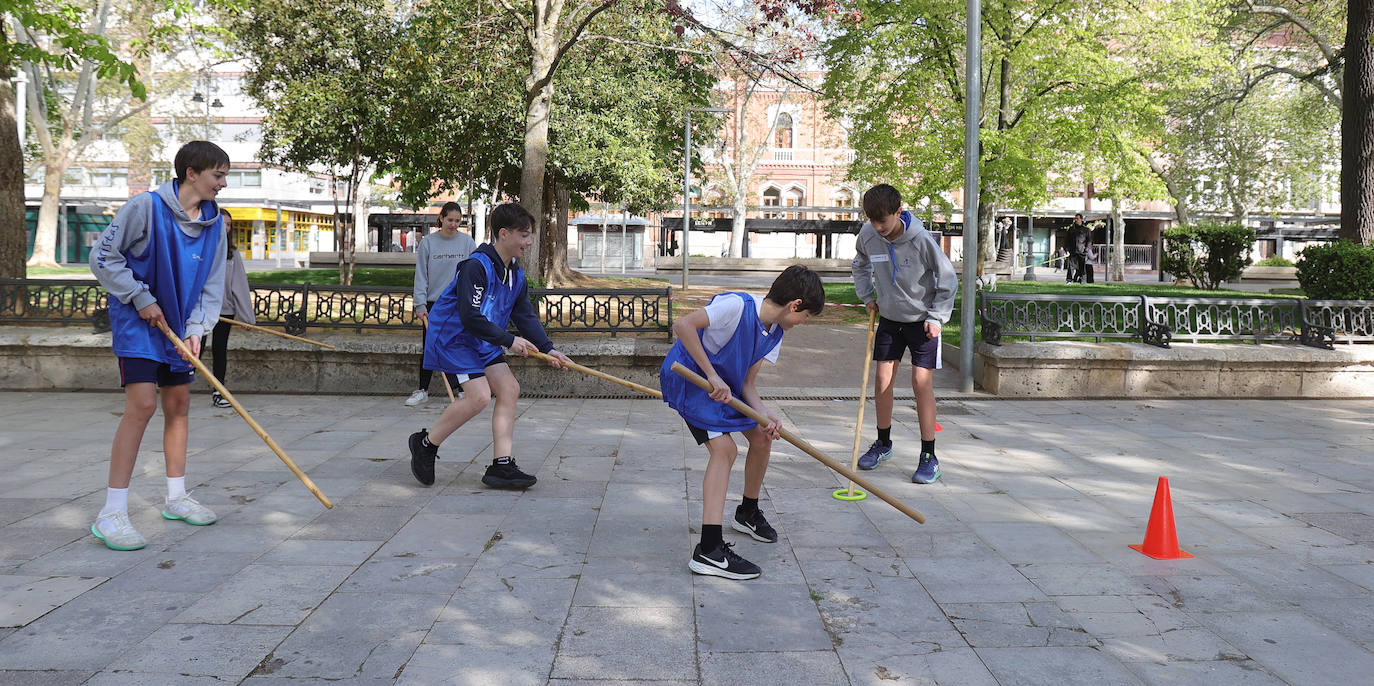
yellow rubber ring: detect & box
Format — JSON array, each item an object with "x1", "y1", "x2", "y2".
[{"x1": 832, "y1": 488, "x2": 867, "y2": 501}]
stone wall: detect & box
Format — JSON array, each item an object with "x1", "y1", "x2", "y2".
[
  {"x1": 0, "y1": 327, "x2": 671, "y2": 397},
  {"x1": 974, "y1": 340, "x2": 1374, "y2": 398}
]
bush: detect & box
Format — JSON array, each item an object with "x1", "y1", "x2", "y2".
[
  {"x1": 1255, "y1": 255, "x2": 1294, "y2": 267},
  {"x1": 1295, "y1": 241, "x2": 1374, "y2": 300},
  {"x1": 1160, "y1": 222, "x2": 1256, "y2": 290}
]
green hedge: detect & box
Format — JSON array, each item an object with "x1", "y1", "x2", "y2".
[
  {"x1": 1296, "y1": 241, "x2": 1374, "y2": 300},
  {"x1": 1255, "y1": 255, "x2": 1294, "y2": 267},
  {"x1": 1161, "y1": 222, "x2": 1255, "y2": 290}
]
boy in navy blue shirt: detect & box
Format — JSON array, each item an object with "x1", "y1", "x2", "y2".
[
  {"x1": 408, "y1": 203, "x2": 572, "y2": 488},
  {"x1": 88, "y1": 141, "x2": 229, "y2": 550},
  {"x1": 660, "y1": 265, "x2": 825, "y2": 579}
]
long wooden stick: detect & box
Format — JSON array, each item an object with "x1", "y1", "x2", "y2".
[
  {"x1": 844, "y1": 311, "x2": 879, "y2": 496},
  {"x1": 440, "y1": 369, "x2": 456, "y2": 403},
  {"x1": 526, "y1": 350, "x2": 663, "y2": 398},
  {"x1": 670, "y1": 362, "x2": 925, "y2": 525},
  {"x1": 156, "y1": 321, "x2": 333, "y2": 508},
  {"x1": 219, "y1": 316, "x2": 335, "y2": 350}
]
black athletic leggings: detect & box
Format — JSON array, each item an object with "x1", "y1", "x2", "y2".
[
  {"x1": 208, "y1": 316, "x2": 234, "y2": 382},
  {"x1": 418, "y1": 302, "x2": 460, "y2": 392}
]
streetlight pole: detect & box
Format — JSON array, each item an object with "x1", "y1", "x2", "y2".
[
  {"x1": 960, "y1": 0, "x2": 981, "y2": 393},
  {"x1": 681, "y1": 107, "x2": 729, "y2": 290},
  {"x1": 682, "y1": 111, "x2": 692, "y2": 289}
]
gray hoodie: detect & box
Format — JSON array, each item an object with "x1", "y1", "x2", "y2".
[
  {"x1": 414, "y1": 230, "x2": 477, "y2": 312},
  {"x1": 88, "y1": 181, "x2": 227, "y2": 339},
  {"x1": 851, "y1": 210, "x2": 958, "y2": 324}
]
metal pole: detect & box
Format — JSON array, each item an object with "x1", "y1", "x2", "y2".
[
  {"x1": 599, "y1": 203, "x2": 607, "y2": 274},
  {"x1": 621, "y1": 208, "x2": 628, "y2": 273},
  {"x1": 959, "y1": 0, "x2": 981, "y2": 393},
  {"x1": 203, "y1": 71, "x2": 211, "y2": 139},
  {"x1": 682, "y1": 111, "x2": 692, "y2": 290},
  {"x1": 57, "y1": 203, "x2": 68, "y2": 264},
  {"x1": 275, "y1": 204, "x2": 283, "y2": 268}
]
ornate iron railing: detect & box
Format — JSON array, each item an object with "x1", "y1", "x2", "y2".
[
  {"x1": 979, "y1": 291, "x2": 1372, "y2": 349},
  {"x1": 0, "y1": 279, "x2": 673, "y2": 338}
]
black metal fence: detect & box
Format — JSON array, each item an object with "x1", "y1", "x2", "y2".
[
  {"x1": 0, "y1": 279, "x2": 672, "y2": 338},
  {"x1": 978, "y1": 291, "x2": 1373, "y2": 349}
]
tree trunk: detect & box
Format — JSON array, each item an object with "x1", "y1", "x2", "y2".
[
  {"x1": 1110, "y1": 195, "x2": 1125, "y2": 281},
  {"x1": 1342, "y1": 0, "x2": 1374, "y2": 245},
  {"x1": 0, "y1": 64, "x2": 26, "y2": 279},
  {"x1": 519, "y1": 39, "x2": 557, "y2": 281},
  {"x1": 730, "y1": 194, "x2": 747, "y2": 257},
  {"x1": 976, "y1": 197, "x2": 996, "y2": 274},
  {"x1": 27, "y1": 165, "x2": 68, "y2": 268},
  {"x1": 541, "y1": 180, "x2": 577, "y2": 286}
]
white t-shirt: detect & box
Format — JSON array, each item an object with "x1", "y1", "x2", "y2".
[{"x1": 701, "y1": 293, "x2": 782, "y2": 364}]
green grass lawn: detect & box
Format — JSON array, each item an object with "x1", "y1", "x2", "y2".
[
  {"x1": 245, "y1": 268, "x2": 414, "y2": 287},
  {"x1": 24, "y1": 266, "x2": 93, "y2": 278}
]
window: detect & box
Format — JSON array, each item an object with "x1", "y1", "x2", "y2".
[
  {"x1": 773, "y1": 112, "x2": 793, "y2": 149},
  {"x1": 228, "y1": 170, "x2": 262, "y2": 187},
  {"x1": 89, "y1": 168, "x2": 128, "y2": 186},
  {"x1": 762, "y1": 187, "x2": 781, "y2": 219},
  {"x1": 152, "y1": 168, "x2": 173, "y2": 186},
  {"x1": 832, "y1": 190, "x2": 856, "y2": 220},
  {"x1": 784, "y1": 188, "x2": 804, "y2": 220}
]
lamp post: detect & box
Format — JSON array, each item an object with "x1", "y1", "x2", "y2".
[
  {"x1": 960, "y1": 0, "x2": 981, "y2": 393},
  {"x1": 190, "y1": 68, "x2": 223, "y2": 140},
  {"x1": 682, "y1": 107, "x2": 729, "y2": 290}
]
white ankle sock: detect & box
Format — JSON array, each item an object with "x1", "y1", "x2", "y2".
[
  {"x1": 167, "y1": 476, "x2": 186, "y2": 500},
  {"x1": 100, "y1": 487, "x2": 128, "y2": 516}
]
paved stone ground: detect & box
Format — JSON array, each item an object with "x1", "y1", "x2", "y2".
[{"x1": 1, "y1": 390, "x2": 1371, "y2": 685}]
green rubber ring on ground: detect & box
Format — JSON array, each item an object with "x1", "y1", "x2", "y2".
[{"x1": 832, "y1": 488, "x2": 867, "y2": 501}]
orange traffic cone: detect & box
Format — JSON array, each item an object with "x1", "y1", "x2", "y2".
[
  {"x1": 1129, "y1": 476, "x2": 1193, "y2": 559},
  {"x1": 935, "y1": 422, "x2": 943, "y2": 432}
]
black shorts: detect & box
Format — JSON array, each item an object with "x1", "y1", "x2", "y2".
[
  {"x1": 455, "y1": 354, "x2": 509, "y2": 385},
  {"x1": 118, "y1": 356, "x2": 194, "y2": 387},
  {"x1": 873, "y1": 317, "x2": 940, "y2": 369},
  {"x1": 686, "y1": 421, "x2": 732, "y2": 445}
]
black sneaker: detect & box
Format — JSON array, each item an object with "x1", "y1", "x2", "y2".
[
  {"x1": 688, "y1": 542, "x2": 761, "y2": 580},
  {"x1": 732, "y1": 505, "x2": 779, "y2": 543},
  {"x1": 482, "y1": 459, "x2": 537, "y2": 489},
  {"x1": 409, "y1": 429, "x2": 439, "y2": 486}
]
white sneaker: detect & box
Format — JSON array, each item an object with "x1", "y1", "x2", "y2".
[
  {"x1": 162, "y1": 493, "x2": 218, "y2": 526},
  {"x1": 91, "y1": 511, "x2": 148, "y2": 551},
  {"x1": 405, "y1": 389, "x2": 428, "y2": 407}
]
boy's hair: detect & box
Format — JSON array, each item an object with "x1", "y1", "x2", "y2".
[
  {"x1": 862, "y1": 184, "x2": 902, "y2": 220},
  {"x1": 490, "y1": 202, "x2": 535, "y2": 237},
  {"x1": 766, "y1": 265, "x2": 825, "y2": 315},
  {"x1": 1073, "y1": 213, "x2": 1083, "y2": 220},
  {"x1": 439, "y1": 201, "x2": 463, "y2": 222},
  {"x1": 174, "y1": 141, "x2": 230, "y2": 183}
]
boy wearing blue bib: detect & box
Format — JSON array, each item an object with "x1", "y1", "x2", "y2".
[
  {"x1": 408, "y1": 203, "x2": 573, "y2": 488},
  {"x1": 661, "y1": 265, "x2": 825, "y2": 580},
  {"x1": 87, "y1": 141, "x2": 230, "y2": 551}
]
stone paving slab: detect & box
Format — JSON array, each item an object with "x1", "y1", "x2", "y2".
[{"x1": 0, "y1": 392, "x2": 1371, "y2": 684}]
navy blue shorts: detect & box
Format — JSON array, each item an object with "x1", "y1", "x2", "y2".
[
  {"x1": 873, "y1": 317, "x2": 940, "y2": 369},
  {"x1": 118, "y1": 356, "x2": 194, "y2": 387}
]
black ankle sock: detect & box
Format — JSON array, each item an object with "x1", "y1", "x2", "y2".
[
  {"x1": 701, "y1": 524, "x2": 723, "y2": 552},
  {"x1": 877, "y1": 426, "x2": 891, "y2": 445},
  {"x1": 921, "y1": 439, "x2": 935, "y2": 456},
  {"x1": 494, "y1": 455, "x2": 512, "y2": 465},
  {"x1": 740, "y1": 496, "x2": 759, "y2": 515}
]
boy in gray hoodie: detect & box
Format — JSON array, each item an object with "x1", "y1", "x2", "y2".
[
  {"x1": 850, "y1": 184, "x2": 957, "y2": 483},
  {"x1": 87, "y1": 141, "x2": 229, "y2": 550}
]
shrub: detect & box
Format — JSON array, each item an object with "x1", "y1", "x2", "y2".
[
  {"x1": 1295, "y1": 241, "x2": 1374, "y2": 300},
  {"x1": 1160, "y1": 222, "x2": 1256, "y2": 290},
  {"x1": 1255, "y1": 255, "x2": 1294, "y2": 267}
]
